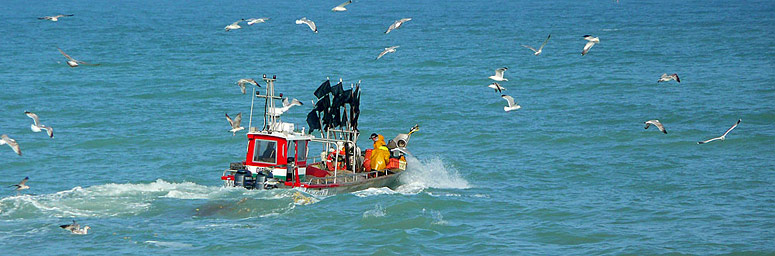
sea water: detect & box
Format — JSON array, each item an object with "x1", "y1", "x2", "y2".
[{"x1": 1, "y1": 0, "x2": 774, "y2": 254}]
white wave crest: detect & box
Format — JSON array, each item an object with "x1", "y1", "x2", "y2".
[{"x1": 352, "y1": 187, "x2": 398, "y2": 197}]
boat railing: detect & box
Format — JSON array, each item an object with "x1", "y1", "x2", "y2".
[{"x1": 304, "y1": 169, "x2": 391, "y2": 185}]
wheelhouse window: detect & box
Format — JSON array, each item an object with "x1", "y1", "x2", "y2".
[
  {"x1": 253, "y1": 140, "x2": 277, "y2": 164},
  {"x1": 296, "y1": 141, "x2": 307, "y2": 162}
]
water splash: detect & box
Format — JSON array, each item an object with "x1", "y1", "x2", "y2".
[
  {"x1": 397, "y1": 156, "x2": 471, "y2": 193},
  {"x1": 363, "y1": 204, "x2": 386, "y2": 218}
]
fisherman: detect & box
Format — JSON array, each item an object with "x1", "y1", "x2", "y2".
[{"x1": 369, "y1": 133, "x2": 390, "y2": 171}]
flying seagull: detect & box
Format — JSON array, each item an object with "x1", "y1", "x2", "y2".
[
  {"x1": 38, "y1": 14, "x2": 73, "y2": 22},
  {"x1": 489, "y1": 67, "x2": 508, "y2": 81},
  {"x1": 522, "y1": 34, "x2": 551, "y2": 56},
  {"x1": 225, "y1": 19, "x2": 244, "y2": 31},
  {"x1": 385, "y1": 18, "x2": 412, "y2": 34},
  {"x1": 246, "y1": 17, "x2": 269, "y2": 25},
  {"x1": 0, "y1": 134, "x2": 21, "y2": 156},
  {"x1": 644, "y1": 120, "x2": 667, "y2": 134},
  {"x1": 268, "y1": 97, "x2": 303, "y2": 117},
  {"x1": 58, "y1": 48, "x2": 98, "y2": 67},
  {"x1": 487, "y1": 82, "x2": 506, "y2": 93},
  {"x1": 332, "y1": 0, "x2": 352, "y2": 12},
  {"x1": 698, "y1": 119, "x2": 741, "y2": 144},
  {"x1": 295, "y1": 17, "x2": 318, "y2": 33},
  {"x1": 501, "y1": 95, "x2": 521, "y2": 112},
  {"x1": 376, "y1": 46, "x2": 399, "y2": 60},
  {"x1": 25, "y1": 111, "x2": 54, "y2": 138},
  {"x1": 658, "y1": 73, "x2": 680, "y2": 83},
  {"x1": 60, "y1": 220, "x2": 90, "y2": 235},
  {"x1": 8, "y1": 177, "x2": 30, "y2": 191},
  {"x1": 10, "y1": 177, "x2": 29, "y2": 191},
  {"x1": 225, "y1": 113, "x2": 244, "y2": 136},
  {"x1": 581, "y1": 35, "x2": 600, "y2": 56},
  {"x1": 236, "y1": 79, "x2": 260, "y2": 94}
]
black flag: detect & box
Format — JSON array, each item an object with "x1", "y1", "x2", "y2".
[
  {"x1": 306, "y1": 110, "x2": 321, "y2": 133},
  {"x1": 315, "y1": 94, "x2": 330, "y2": 112},
  {"x1": 314, "y1": 80, "x2": 331, "y2": 99}
]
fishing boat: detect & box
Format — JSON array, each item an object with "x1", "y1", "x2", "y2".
[{"x1": 220, "y1": 75, "x2": 418, "y2": 196}]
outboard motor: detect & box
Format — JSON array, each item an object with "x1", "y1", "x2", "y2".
[{"x1": 234, "y1": 169, "x2": 255, "y2": 189}]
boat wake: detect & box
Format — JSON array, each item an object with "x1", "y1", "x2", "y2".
[{"x1": 0, "y1": 179, "x2": 302, "y2": 219}]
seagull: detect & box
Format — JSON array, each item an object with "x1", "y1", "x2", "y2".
[
  {"x1": 58, "y1": 48, "x2": 98, "y2": 67},
  {"x1": 644, "y1": 120, "x2": 667, "y2": 134},
  {"x1": 224, "y1": 19, "x2": 244, "y2": 31},
  {"x1": 236, "y1": 79, "x2": 260, "y2": 94},
  {"x1": 38, "y1": 14, "x2": 73, "y2": 22},
  {"x1": 385, "y1": 18, "x2": 412, "y2": 34},
  {"x1": 268, "y1": 97, "x2": 304, "y2": 117},
  {"x1": 332, "y1": 0, "x2": 352, "y2": 12},
  {"x1": 246, "y1": 17, "x2": 269, "y2": 25},
  {"x1": 25, "y1": 111, "x2": 54, "y2": 138},
  {"x1": 225, "y1": 113, "x2": 244, "y2": 136},
  {"x1": 658, "y1": 73, "x2": 680, "y2": 83},
  {"x1": 295, "y1": 17, "x2": 318, "y2": 33},
  {"x1": 60, "y1": 220, "x2": 90, "y2": 235},
  {"x1": 376, "y1": 46, "x2": 399, "y2": 60},
  {"x1": 10, "y1": 177, "x2": 30, "y2": 191},
  {"x1": 698, "y1": 119, "x2": 741, "y2": 144},
  {"x1": 522, "y1": 34, "x2": 551, "y2": 56},
  {"x1": 489, "y1": 67, "x2": 508, "y2": 81},
  {"x1": 487, "y1": 82, "x2": 506, "y2": 93},
  {"x1": 581, "y1": 35, "x2": 600, "y2": 56},
  {"x1": 501, "y1": 95, "x2": 521, "y2": 112},
  {"x1": 0, "y1": 134, "x2": 21, "y2": 156}
]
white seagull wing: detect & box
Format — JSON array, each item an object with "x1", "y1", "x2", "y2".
[
  {"x1": 721, "y1": 119, "x2": 741, "y2": 137},
  {"x1": 501, "y1": 95, "x2": 516, "y2": 107},
  {"x1": 582, "y1": 41, "x2": 596, "y2": 55},
  {"x1": 539, "y1": 34, "x2": 551, "y2": 51},
  {"x1": 25, "y1": 111, "x2": 42, "y2": 126}
]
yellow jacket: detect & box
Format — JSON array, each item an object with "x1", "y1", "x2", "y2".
[{"x1": 370, "y1": 134, "x2": 390, "y2": 170}]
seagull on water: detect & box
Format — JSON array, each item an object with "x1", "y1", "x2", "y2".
[
  {"x1": 489, "y1": 67, "x2": 508, "y2": 81},
  {"x1": 0, "y1": 134, "x2": 21, "y2": 156},
  {"x1": 385, "y1": 18, "x2": 411, "y2": 34},
  {"x1": 10, "y1": 177, "x2": 29, "y2": 191},
  {"x1": 376, "y1": 46, "x2": 399, "y2": 60},
  {"x1": 332, "y1": 0, "x2": 352, "y2": 12},
  {"x1": 39, "y1": 14, "x2": 73, "y2": 22},
  {"x1": 224, "y1": 19, "x2": 244, "y2": 31},
  {"x1": 60, "y1": 220, "x2": 90, "y2": 235},
  {"x1": 644, "y1": 120, "x2": 667, "y2": 134},
  {"x1": 246, "y1": 17, "x2": 269, "y2": 25},
  {"x1": 25, "y1": 111, "x2": 54, "y2": 138},
  {"x1": 58, "y1": 48, "x2": 98, "y2": 67},
  {"x1": 698, "y1": 119, "x2": 741, "y2": 144},
  {"x1": 268, "y1": 97, "x2": 303, "y2": 117},
  {"x1": 236, "y1": 79, "x2": 260, "y2": 94},
  {"x1": 658, "y1": 73, "x2": 680, "y2": 83},
  {"x1": 501, "y1": 95, "x2": 521, "y2": 112},
  {"x1": 581, "y1": 35, "x2": 600, "y2": 56},
  {"x1": 295, "y1": 17, "x2": 318, "y2": 33},
  {"x1": 225, "y1": 113, "x2": 244, "y2": 136},
  {"x1": 522, "y1": 34, "x2": 551, "y2": 56},
  {"x1": 487, "y1": 82, "x2": 506, "y2": 93}
]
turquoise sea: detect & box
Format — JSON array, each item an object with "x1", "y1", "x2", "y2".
[{"x1": 1, "y1": 0, "x2": 774, "y2": 254}]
